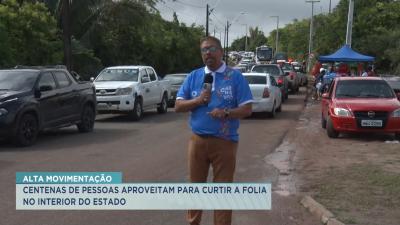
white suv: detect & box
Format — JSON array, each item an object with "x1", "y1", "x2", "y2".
[{"x1": 93, "y1": 66, "x2": 170, "y2": 120}]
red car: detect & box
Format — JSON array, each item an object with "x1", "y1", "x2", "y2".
[{"x1": 321, "y1": 77, "x2": 400, "y2": 139}]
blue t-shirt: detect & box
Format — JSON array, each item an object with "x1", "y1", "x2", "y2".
[
  {"x1": 323, "y1": 72, "x2": 336, "y2": 85},
  {"x1": 177, "y1": 66, "x2": 253, "y2": 142}
]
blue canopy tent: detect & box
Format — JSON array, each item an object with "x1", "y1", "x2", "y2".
[{"x1": 319, "y1": 45, "x2": 374, "y2": 62}]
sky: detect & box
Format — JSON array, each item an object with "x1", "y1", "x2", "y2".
[{"x1": 156, "y1": 0, "x2": 341, "y2": 46}]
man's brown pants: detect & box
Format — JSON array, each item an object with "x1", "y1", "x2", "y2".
[{"x1": 187, "y1": 134, "x2": 238, "y2": 225}]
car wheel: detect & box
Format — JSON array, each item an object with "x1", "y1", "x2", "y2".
[
  {"x1": 129, "y1": 97, "x2": 143, "y2": 121},
  {"x1": 395, "y1": 133, "x2": 400, "y2": 141},
  {"x1": 321, "y1": 113, "x2": 327, "y2": 129},
  {"x1": 157, "y1": 94, "x2": 168, "y2": 114},
  {"x1": 77, "y1": 105, "x2": 95, "y2": 133},
  {"x1": 268, "y1": 102, "x2": 276, "y2": 118},
  {"x1": 326, "y1": 116, "x2": 339, "y2": 138},
  {"x1": 14, "y1": 114, "x2": 39, "y2": 147}
]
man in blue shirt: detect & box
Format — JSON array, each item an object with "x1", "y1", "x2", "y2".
[{"x1": 175, "y1": 36, "x2": 253, "y2": 225}]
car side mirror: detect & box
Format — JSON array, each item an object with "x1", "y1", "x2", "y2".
[
  {"x1": 396, "y1": 92, "x2": 400, "y2": 100},
  {"x1": 322, "y1": 93, "x2": 330, "y2": 99},
  {"x1": 90, "y1": 77, "x2": 95, "y2": 82},
  {"x1": 39, "y1": 85, "x2": 53, "y2": 92}
]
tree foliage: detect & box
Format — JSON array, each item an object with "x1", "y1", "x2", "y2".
[
  {"x1": 0, "y1": 0, "x2": 204, "y2": 79},
  {"x1": 268, "y1": 0, "x2": 400, "y2": 74},
  {"x1": 0, "y1": 0, "x2": 62, "y2": 67},
  {"x1": 231, "y1": 27, "x2": 268, "y2": 52}
]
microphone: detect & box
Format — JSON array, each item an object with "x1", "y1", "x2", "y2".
[
  {"x1": 203, "y1": 73, "x2": 213, "y2": 90},
  {"x1": 203, "y1": 73, "x2": 213, "y2": 105}
]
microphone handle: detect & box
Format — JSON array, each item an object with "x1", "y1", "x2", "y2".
[{"x1": 203, "y1": 83, "x2": 212, "y2": 106}]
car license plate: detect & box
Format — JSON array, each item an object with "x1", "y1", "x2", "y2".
[
  {"x1": 361, "y1": 120, "x2": 382, "y2": 127},
  {"x1": 97, "y1": 103, "x2": 109, "y2": 110}
]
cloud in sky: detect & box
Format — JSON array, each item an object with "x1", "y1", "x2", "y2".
[{"x1": 157, "y1": 0, "x2": 341, "y2": 45}]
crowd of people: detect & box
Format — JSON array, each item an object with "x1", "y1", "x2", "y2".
[{"x1": 311, "y1": 62, "x2": 378, "y2": 100}]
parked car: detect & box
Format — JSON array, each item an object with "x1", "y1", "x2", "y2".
[
  {"x1": 0, "y1": 67, "x2": 96, "y2": 146},
  {"x1": 321, "y1": 77, "x2": 400, "y2": 139},
  {"x1": 280, "y1": 62, "x2": 300, "y2": 93},
  {"x1": 93, "y1": 66, "x2": 170, "y2": 121},
  {"x1": 292, "y1": 62, "x2": 308, "y2": 86},
  {"x1": 251, "y1": 64, "x2": 289, "y2": 102},
  {"x1": 382, "y1": 76, "x2": 400, "y2": 94},
  {"x1": 163, "y1": 73, "x2": 188, "y2": 106},
  {"x1": 274, "y1": 52, "x2": 288, "y2": 63},
  {"x1": 243, "y1": 72, "x2": 282, "y2": 117},
  {"x1": 233, "y1": 66, "x2": 247, "y2": 73}
]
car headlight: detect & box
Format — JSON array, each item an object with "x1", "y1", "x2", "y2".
[
  {"x1": 0, "y1": 108, "x2": 8, "y2": 116},
  {"x1": 333, "y1": 107, "x2": 352, "y2": 117},
  {"x1": 392, "y1": 108, "x2": 400, "y2": 117},
  {"x1": 0, "y1": 98, "x2": 18, "y2": 105},
  {"x1": 116, "y1": 87, "x2": 132, "y2": 95}
]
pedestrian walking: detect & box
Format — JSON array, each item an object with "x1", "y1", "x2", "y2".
[
  {"x1": 362, "y1": 66, "x2": 375, "y2": 77},
  {"x1": 175, "y1": 36, "x2": 253, "y2": 225}
]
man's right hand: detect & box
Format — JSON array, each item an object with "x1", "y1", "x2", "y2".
[
  {"x1": 197, "y1": 90, "x2": 211, "y2": 105},
  {"x1": 175, "y1": 90, "x2": 211, "y2": 113}
]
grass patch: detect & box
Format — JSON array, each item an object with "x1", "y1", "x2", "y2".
[{"x1": 313, "y1": 164, "x2": 400, "y2": 221}]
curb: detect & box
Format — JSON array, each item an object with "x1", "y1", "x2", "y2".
[{"x1": 301, "y1": 195, "x2": 345, "y2": 225}]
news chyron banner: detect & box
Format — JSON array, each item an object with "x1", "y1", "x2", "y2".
[{"x1": 16, "y1": 172, "x2": 271, "y2": 210}]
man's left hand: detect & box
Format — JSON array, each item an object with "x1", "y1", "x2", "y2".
[{"x1": 207, "y1": 108, "x2": 225, "y2": 119}]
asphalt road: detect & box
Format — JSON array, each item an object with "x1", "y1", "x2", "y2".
[{"x1": 0, "y1": 87, "x2": 320, "y2": 225}]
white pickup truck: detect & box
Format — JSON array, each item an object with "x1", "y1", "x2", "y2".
[{"x1": 93, "y1": 65, "x2": 170, "y2": 120}]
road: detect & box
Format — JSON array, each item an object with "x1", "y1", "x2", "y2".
[{"x1": 0, "y1": 87, "x2": 320, "y2": 225}]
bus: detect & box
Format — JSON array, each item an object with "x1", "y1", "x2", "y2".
[{"x1": 255, "y1": 46, "x2": 273, "y2": 64}]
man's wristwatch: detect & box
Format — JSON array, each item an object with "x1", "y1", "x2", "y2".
[{"x1": 224, "y1": 108, "x2": 230, "y2": 118}]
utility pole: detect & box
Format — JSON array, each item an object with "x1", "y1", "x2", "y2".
[
  {"x1": 245, "y1": 24, "x2": 248, "y2": 52},
  {"x1": 223, "y1": 25, "x2": 227, "y2": 61},
  {"x1": 61, "y1": 0, "x2": 72, "y2": 70},
  {"x1": 226, "y1": 20, "x2": 231, "y2": 61},
  {"x1": 345, "y1": 0, "x2": 354, "y2": 47},
  {"x1": 270, "y1": 16, "x2": 279, "y2": 56},
  {"x1": 223, "y1": 12, "x2": 244, "y2": 61},
  {"x1": 205, "y1": 4, "x2": 214, "y2": 37},
  {"x1": 206, "y1": 4, "x2": 209, "y2": 36},
  {"x1": 241, "y1": 24, "x2": 248, "y2": 52},
  {"x1": 306, "y1": 0, "x2": 320, "y2": 73},
  {"x1": 329, "y1": 0, "x2": 332, "y2": 14}
]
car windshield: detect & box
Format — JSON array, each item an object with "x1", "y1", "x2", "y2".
[
  {"x1": 257, "y1": 49, "x2": 272, "y2": 59},
  {"x1": 281, "y1": 63, "x2": 292, "y2": 71},
  {"x1": 252, "y1": 66, "x2": 280, "y2": 76},
  {"x1": 96, "y1": 69, "x2": 138, "y2": 82},
  {"x1": 335, "y1": 80, "x2": 395, "y2": 98},
  {"x1": 275, "y1": 53, "x2": 287, "y2": 60},
  {"x1": 244, "y1": 75, "x2": 267, "y2": 85},
  {"x1": 0, "y1": 71, "x2": 38, "y2": 91},
  {"x1": 164, "y1": 74, "x2": 187, "y2": 85}
]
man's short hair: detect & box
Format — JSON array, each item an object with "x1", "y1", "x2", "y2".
[{"x1": 200, "y1": 36, "x2": 223, "y2": 49}]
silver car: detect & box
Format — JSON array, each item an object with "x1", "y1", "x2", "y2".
[{"x1": 163, "y1": 73, "x2": 188, "y2": 107}]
